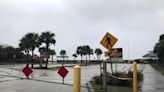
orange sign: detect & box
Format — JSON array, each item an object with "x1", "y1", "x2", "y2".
[
  {"x1": 105, "y1": 48, "x2": 122, "y2": 57},
  {"x1": 100, "y1": 32, "x2": 118, "y2": 50}
]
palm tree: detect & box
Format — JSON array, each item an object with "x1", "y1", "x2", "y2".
[
  {"x1": 19, "y1": 33, "x2": 39, "y2": 68},
  {"x1": 29, "y1": 33, "x2": 39, "y2": 68},
  {"x1": 95, "y1": 48, "x2": 103, "y2": 61},
  {"x1": 19, "y1": 35, "x2": 30, "y2": 64},
  {"x1": 76, "y1": 46, "x2": 84, "y2": 65},
  {"x1": 50, "y1": 50, "x2": 56, "y2": 64},
  {"x1": 60, "y1": 50, "x2": 66, "y2": 64},
  {"x1": 72, "y1": 53, "x2": 77, "y2": 61},
  {"x1": 86, "y1": 46, "x2": 93, "y2": 62},
  {"x1": 39, "y1": 31, "x2": 56, "y2": 68},
  {"x1": 83, "y1": 45, "x2": 93, "y2": 65}
]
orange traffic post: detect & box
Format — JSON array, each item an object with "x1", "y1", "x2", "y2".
[
  {"x1": 133, "y1": 62, "x2": 137, "y2": 92},
  {"x1": 73, "y1": 65, "x2": 81, "y2": 92}
]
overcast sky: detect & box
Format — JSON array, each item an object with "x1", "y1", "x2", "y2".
[{"x1": 0, "y1": 0, "x2": 164, "y2": 60}]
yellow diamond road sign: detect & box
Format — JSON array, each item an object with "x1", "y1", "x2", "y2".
[{"x1": 100, "y1": 32, "x2": 118, "y2": 50}]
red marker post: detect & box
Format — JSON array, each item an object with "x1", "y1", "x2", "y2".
[
  {"x1": 22, "y1": 64, "x2": 33, "y2": 79},
  {"x1": 58, "y1": 65, "x2": 69, "y2": 84}
]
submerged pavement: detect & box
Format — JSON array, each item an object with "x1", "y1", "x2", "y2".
[
  {"x1": 0, "y1": 63, "x2": 133, "y2": 92},
  {"x1": 141, "y1": 64, "x2": 164, "y2": 92},
  {"x1": 1, "y1": 63, "x2": 163, "y2": 92}
]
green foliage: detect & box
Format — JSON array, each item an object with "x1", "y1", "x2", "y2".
[
  {"x1": 19, "y1": 33, "x2": 39, "y2": 54},
  {"x1": 39, "y1": 31, "x2": 56, "y2": 68},
  {"x1": 60, "y1": 50, "x2": 66, "y2": 56},
  {"x1": 76, "y1": 46, "x2": 84, "y2": 60},
  {"x1": 93, "y1": 72, "x2": 143, "y2": 87},
  {"x1": 72, "y1": 53, "x2": 77, "y2": 60},
  {"x1": 95, "y1": 48, "x2": 102, "y2": 60},
  {"x1": 151, "y1": 64, "x2": 164, "y2": 76},
  {"x1": 0, "y1": 45, "x2": 24, "y2": 60},
  {"x1": 154, "y1": 34, "x2": 164, "y2": 65},
  {"x1": 76, "y1": 45, "x2": 93, "y2": 58},
  {"x1": 39, "y1": 31, "x2": 56, "y2": 49},
  {"x1": 76, "y1": 45, "x2": 93, "y2": 65},
  {"x1": 60, "y1": 50, "x2": 66, "y2": 61}
]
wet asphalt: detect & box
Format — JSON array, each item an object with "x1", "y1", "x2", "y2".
[
  {"x1": 0, "y1": 64, "x2": 163, "y2": 92},
  {"x1": 141, "y1": 64, "x2": 164, "y2": 92}
]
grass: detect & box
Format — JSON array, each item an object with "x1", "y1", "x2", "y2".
[
  {"x1": 90, "y1": 81, "x2": 133, "y2": 92},
  {"x1": 151, "y1": 64, "x2": 164, "y2": 76}
]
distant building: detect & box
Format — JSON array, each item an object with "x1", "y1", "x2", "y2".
[
  {"x1": 56, "y1": 56, "x2": 69, "y2": 61},
  {"x1": 143, "y1": 51, "x2": 158, "y2": 63}
]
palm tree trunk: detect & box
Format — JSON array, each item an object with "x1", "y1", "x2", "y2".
[
  {"x1": 45, "y1": 44, "x2": 49, "y2": 68},
  {"x1": 88, "y1": 55, "x2": 91, "y2": 65},
  {"x1": 40, "y1": 58, "x2": 43, "y2": 68},
  {"x1": 45, "y1": 58, "x2": 48, "y2": 68},
  {"x1": 52, "y1": 55, "x2": 53, "y2": 64},
  {"x1": 63, "y1": 55, "x2": 64, "y2": 65},
  {"x1": 27, "y1": 51, "x2": 29, "y2": 65},
  {"x1": 85, "y1": 55, "x2": 87, "y2": 65},
  {"x1": 31, "y1": 50, "x2": 34, "y2": 68},
  {"x1": 81, "y1": 55, "x2": 83, "y2": 65},
  {"x1": 97, "y1": 55, "x2": 98, "y2": 61}
]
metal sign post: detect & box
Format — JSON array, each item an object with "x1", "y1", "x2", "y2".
[
  {"x1": 100, "y1": 32, "x2": 118, "y2": 92},
  {"x1": 103, "y1": 61, "x2": 107, "y2": 92}
]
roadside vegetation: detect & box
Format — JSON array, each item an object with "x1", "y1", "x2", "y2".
[
  {"x1": 147, "y1": 34, "x2": 164, "y2": 76},
  {"x1": 91, "y1": 72, "x2": 143, "y2": 92},
  {"x1": 151, "y1": 64, "x2": 164, "y2": 76},
  {"x1": 154, "y1": 34, "x2": 164, "y2": 66},
  {"x1": 91, "y1": 81, "x2": 133, "y2": 92}
]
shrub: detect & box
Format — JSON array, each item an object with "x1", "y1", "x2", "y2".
[{"x1": 93, "y1": 71, "x2": 143, "y2": 87}]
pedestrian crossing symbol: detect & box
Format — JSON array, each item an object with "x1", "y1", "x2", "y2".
[{"x1": 100, "y1": 32, "x2": 118, "y2": 50}]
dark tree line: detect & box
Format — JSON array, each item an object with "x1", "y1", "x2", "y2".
[
  {"x1": 1, "y1": 31, "x2": 103, "y2": 68},
  {"x1": 0, "y1": 45, "x2": 24, "y2": 60},
  {"x1": 76, "y1": 45, "x2": 102, "y2": 65},
  {"x1": 154, "y1": 34, "x2": 164, "y2": 66}
]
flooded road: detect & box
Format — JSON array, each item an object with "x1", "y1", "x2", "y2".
[
  {"x1": 0, "y1": 63, "x2": 133, "y2": 92},
  {"x1": 0, "y1": 64, "x2": 163, "y2": 92},
  {"x1": 141, "y1": 64, "x2": 164, "y2": 92}
]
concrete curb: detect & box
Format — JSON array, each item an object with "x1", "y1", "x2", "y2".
[{"x1": 86, "y1": 81, "x2": 95, "y2": 92}]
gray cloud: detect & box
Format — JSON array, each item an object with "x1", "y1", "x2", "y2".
[{"x1": 0, "y1": 0, "x2": 164, "y2": 59}]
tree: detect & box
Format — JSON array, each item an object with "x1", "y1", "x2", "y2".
[
  {"x1": 77, "y1": 45, "x2": 93, "y2": 65},
  {"x1": 76, "y1": 46, "x2": 85, "y2": 65},
  {"x1": 50, "y1": 49, "x2": 56, "y2": 64},
  {"x1": 60, "y1": 50, "x2": 66, "y2": 64},
  {"x1": 0, "y1": 45, "x2": 24, "y2": 60},
  {"x1": 95, "y1": 48, "x2": 103, "y2": 61},
  {"x1": 72, "y1": 53, "x2": 77, "y2": 61},
  {"x1": 154, "y1": 34, "x2": 164, "y2": 65},
  {"x1": 84, "y1": 45, "x2": 93, "y2": 65},
  {"x1": 87, "y1": 46, "x2": 93, "y2": 62},
  {"x1": 19, "y1": 33, "x2": 39, "y2": 68},
  {"x1": 39, "y1": 31, "x2": 56, "y2": 68},
  {"x1": 19, "y1": 35, "x2": 30, "y2": 62}
]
